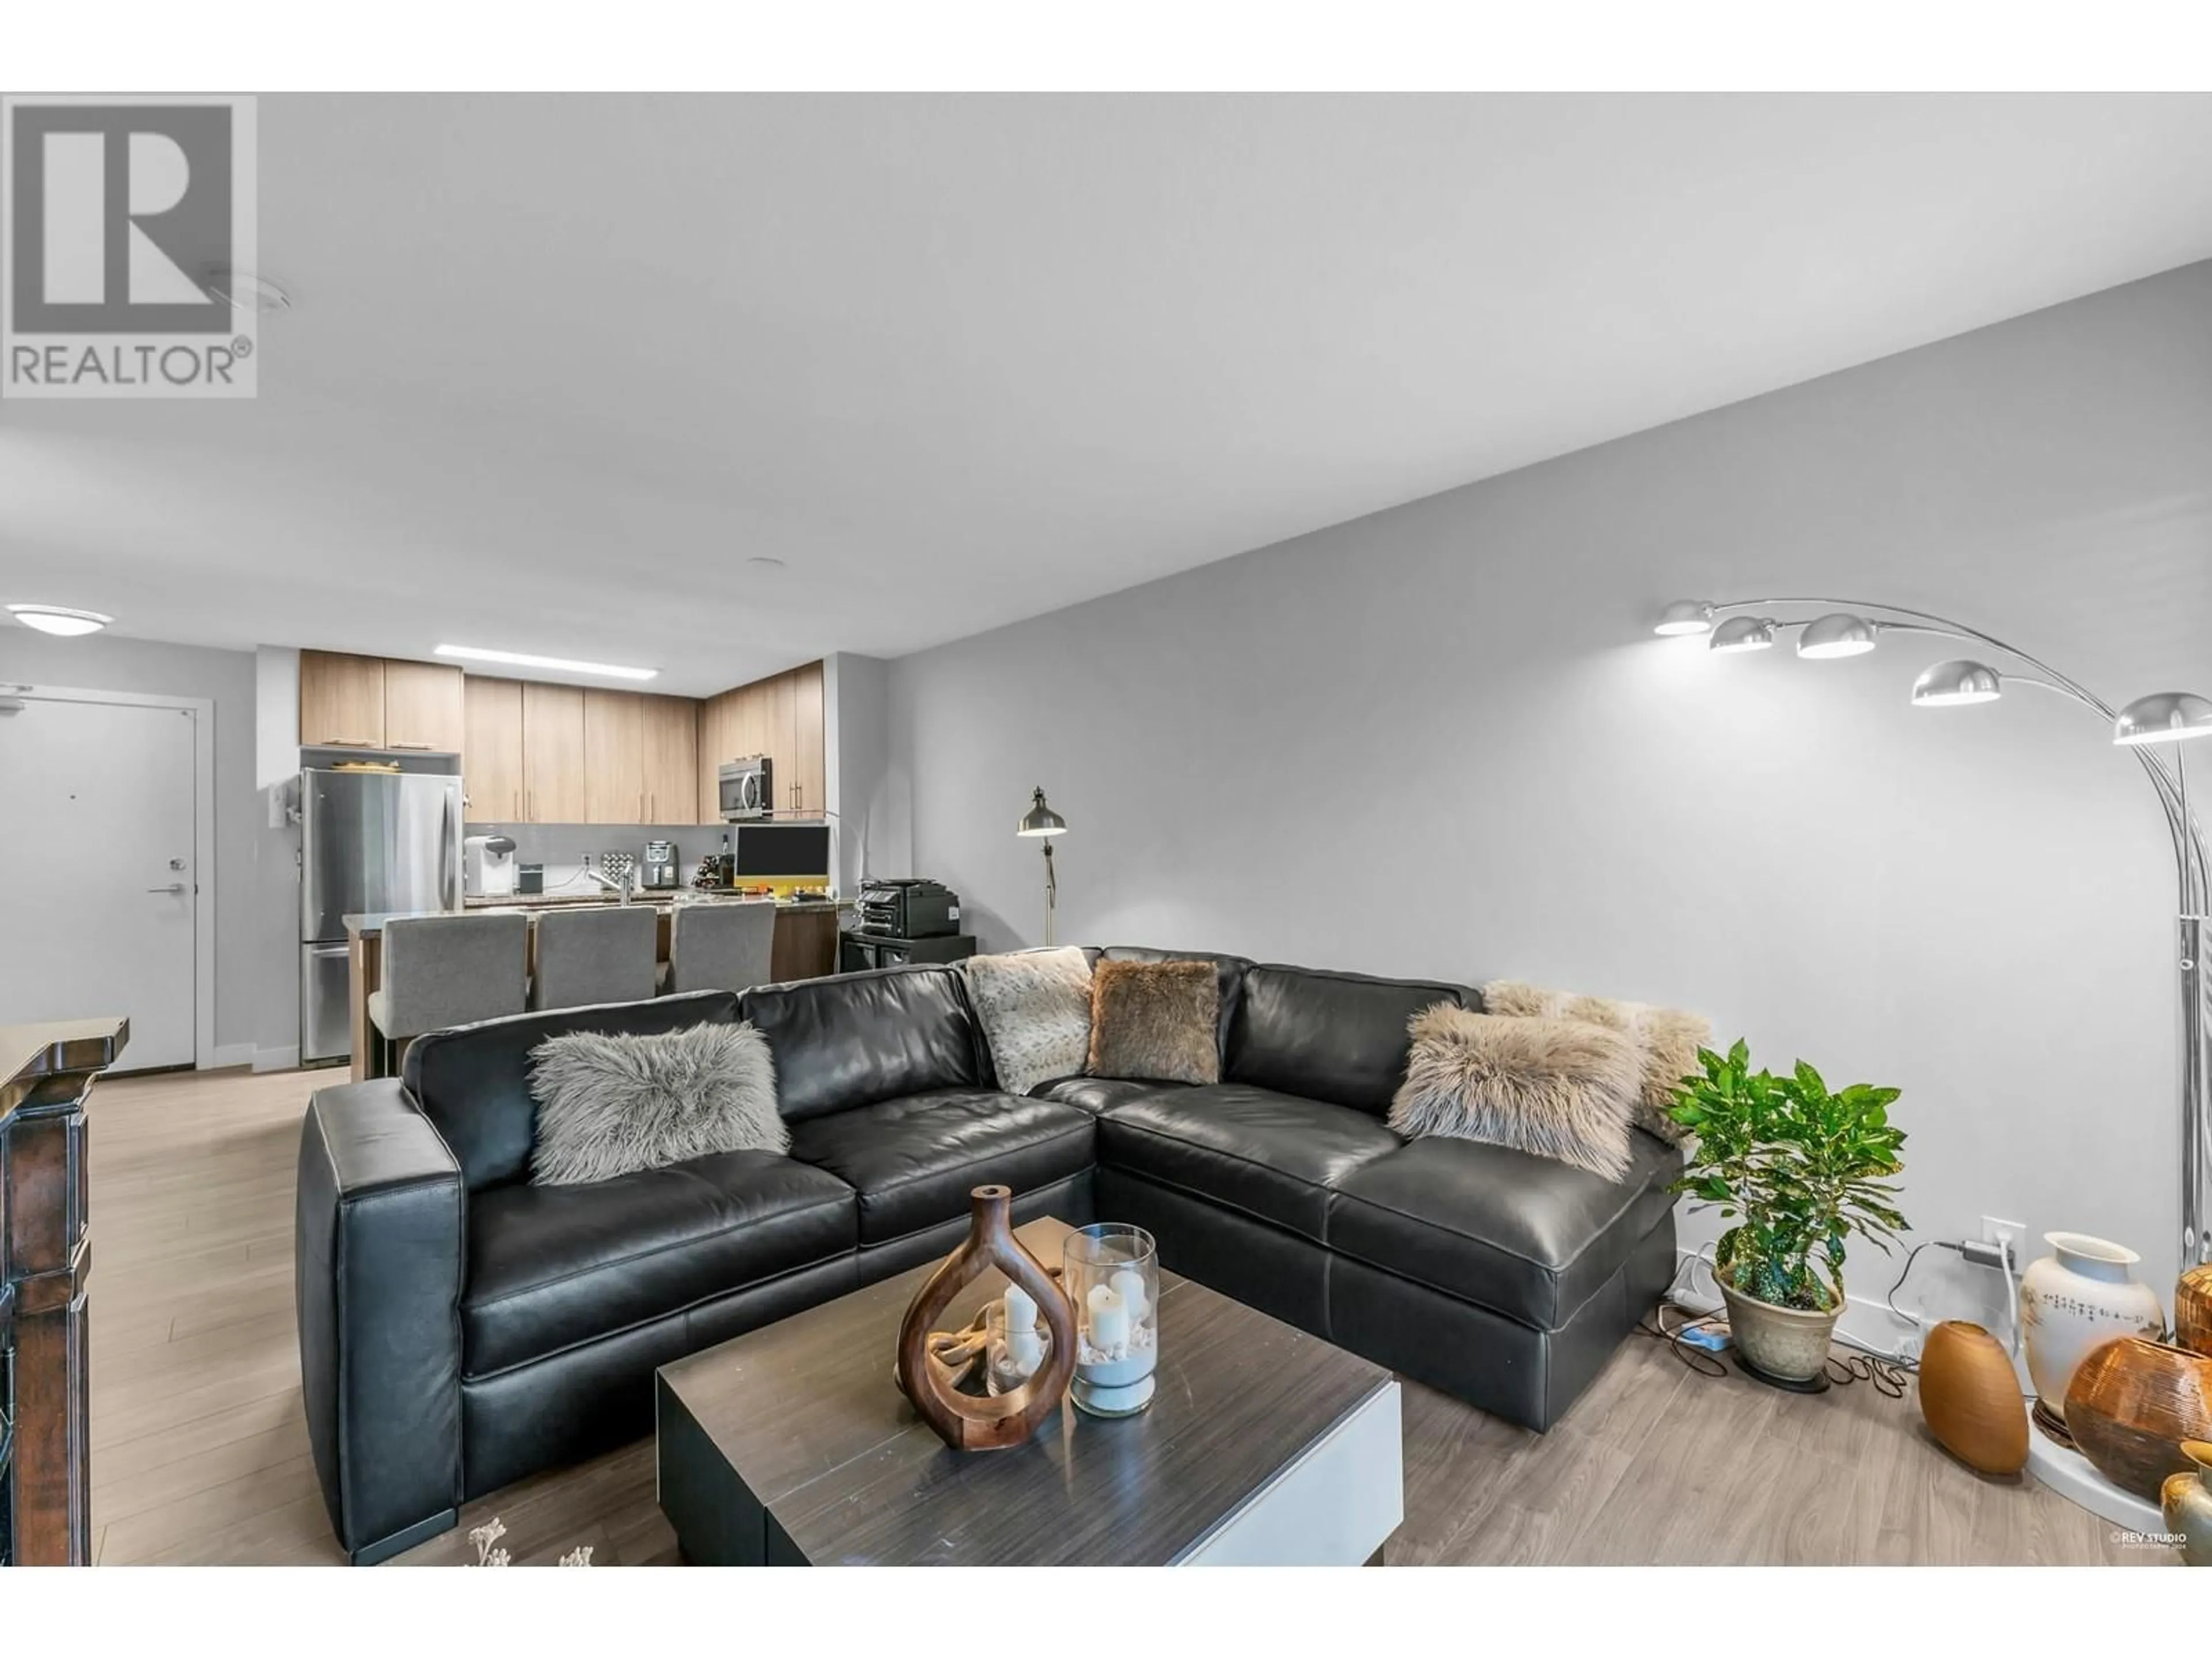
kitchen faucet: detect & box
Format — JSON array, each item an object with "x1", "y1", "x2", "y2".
[{"x1": 582, "y1": 864, "x2": 635, "y2": 904}]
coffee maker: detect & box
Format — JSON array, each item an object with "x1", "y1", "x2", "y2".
[
  {"x1": 641, "y1": 839, "x2": 679, "y2": 890},
  {"x1": 463, "y1": 834, "x2": 517, "y2": 898}
]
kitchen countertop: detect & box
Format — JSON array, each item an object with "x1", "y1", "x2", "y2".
[{"x1": 346, "y1": 894, "x2": 843, "y2": 937}]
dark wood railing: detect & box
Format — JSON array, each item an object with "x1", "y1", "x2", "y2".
[{"x1": 1, "y1": 1017, "x2": 126, "y2": 1567}]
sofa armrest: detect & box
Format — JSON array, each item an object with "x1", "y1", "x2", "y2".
[{"x1": 295, "y1": 1078, "x2": 466, "y2": 1564}]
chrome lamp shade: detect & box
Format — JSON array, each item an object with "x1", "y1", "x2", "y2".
[{"x1": 1017, "y1": 787, "x2": 1067, "y2": 836}]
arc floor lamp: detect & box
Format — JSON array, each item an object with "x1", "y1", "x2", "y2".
[{"x1": 1653, "y1": 596, "x2": 2212, "y2": 1272}]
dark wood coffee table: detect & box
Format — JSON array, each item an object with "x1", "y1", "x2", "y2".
[{"x1": 654, "y1": 1217, "x2": 1403, "y2": 1565}]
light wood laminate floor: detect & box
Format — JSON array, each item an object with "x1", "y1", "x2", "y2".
[{"x1": 85, "y1": 1066, "x2": 2156, "y2": 1567}]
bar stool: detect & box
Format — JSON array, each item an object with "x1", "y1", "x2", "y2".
[
  {"x1": 529, "y1": 905, "x2": 660, "y2": 1011},
  {"x1": 660, "y1": 899, "x2": 778, "y2": 995},
  {"x1": 368, "y1": 911, "x2": 528, "y2": 1076}
]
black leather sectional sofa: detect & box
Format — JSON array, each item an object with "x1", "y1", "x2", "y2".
[{"x1": 295, "y1": 947, "x2": 1680, "y2": 1563}]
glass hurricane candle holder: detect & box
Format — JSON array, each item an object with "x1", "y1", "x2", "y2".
[{"x1": 1063, "y1": 1223, "x2": 1159, "y2": 1417}]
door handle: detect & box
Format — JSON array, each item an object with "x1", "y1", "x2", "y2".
[
  {"x1": 391, "y1": 741, "x2": 432, "y2": 751},
  {"x1": 146, "y1": 883, "x2": 186, "y2": 895}
]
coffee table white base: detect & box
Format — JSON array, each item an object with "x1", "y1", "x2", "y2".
[{"x1": 1176, "y1": 1378, "x2": 1402, "y2": 1566}]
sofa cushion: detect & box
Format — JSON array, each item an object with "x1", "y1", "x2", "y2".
[
  {"x1": 1325, "y1": 1130, "x2": 1681, "y2": 1331},
  {"x1": 1086, "y1": 958, "x2": 1219, "y2": 1084},
  {"x1": 740, "y1": 966, "x2": 983, "y2": 1122},
  {"x1": 1036, "y1": 1075, "x2": 1172, "y2": 1115},
  {"x1": 1226, "y1": 964, "x2": 1464, "y2": 1119},
  {"x1": 961, "y1": 947, "x2": 1094, "y2": 1095},
  {"x1": 461, "y1": 1149, "x2": 855, "y2": 1377},
  {"x1": 407, "y1": 991, "x2": 741, "y2": 1191},
  {"x1": 787, "y1": 1089, "x2": 1096, "y2": 1245},
  {"x1": 1095, "y1": 1083, "x2": 1403, "y2": 1241},
  {"x1": 529, "y1": 1021, "x2": 786, "y2": 1185}
]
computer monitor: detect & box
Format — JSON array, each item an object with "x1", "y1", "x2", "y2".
[{"x1": 731, "y1": 820, "x2": 831, "y2": 878}]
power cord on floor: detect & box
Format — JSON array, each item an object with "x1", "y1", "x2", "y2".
[{"x1": 1639, "y1": 1246, "x2": 1918, "y2": 1396}]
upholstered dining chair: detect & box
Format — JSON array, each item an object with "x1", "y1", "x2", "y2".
[
  {"x1": 529, "y1": 904, "x2": 660, "y2": 1012},
  {"x1": 367, "y1": 911, "x2": 529, "y2": 1074},
  {"x1": 660, "y1": 899, "x2": 779, "y2": 996}
]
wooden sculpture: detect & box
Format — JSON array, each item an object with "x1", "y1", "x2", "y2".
[{"x1": 895, "y1": 1186, "x2": 1077, "y2": 1450}]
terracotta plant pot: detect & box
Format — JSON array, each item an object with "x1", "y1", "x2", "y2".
[
  {"x1": 2177, "y1": 1263, "x2": 2212, "y2": 1358},
  {"x1": 1916, "y1": 1320, "x2": 2029, "y2": 1476},
  {"x1": 2062, "y1": 1336, "x2": 2212, "y2": 1503},
  {"x1": 2161, "y1": 1441, "x2": 2212, "y2": 1567},
  {"x1": 1718, "y1": 1277, "x2": 1839, "y2": 1383}
]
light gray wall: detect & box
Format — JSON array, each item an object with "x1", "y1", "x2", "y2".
[
  {"x1": 824, "y1": 652, "x2": 903, "y2": 891},
  {"x1": 889, "y1": 261, "x2": 2212, "y2": 1316},
  {"x1": 0, "y1": 630, "x2": 293, "y2": 1062}
]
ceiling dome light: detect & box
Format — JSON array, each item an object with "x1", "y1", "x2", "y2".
[
  {"x1": 1911, "y1": 660, "x2": 2003, "y2": 707},
  {"x1": 1797, "y1": 612, "x2": 1878, "y2": 660},
  {"x1": 7, "y1": 603, "x2": 113, "y2": 637},
  {"x1": 2113, "y1": 690, "x2": 2212, "y2": 747},
  {"x1": 1653, "y1": 600, "x2": 1715, "y2": 637},
  {"x1": 203, "y1": 270, "x2": 291, "y2": 313},
  {"x1": 1708, "y1": 616, "x2": 1775, "y2": 654},
  {"x1": 745, "y1": 556, "x2": 787, "y2": 571}
]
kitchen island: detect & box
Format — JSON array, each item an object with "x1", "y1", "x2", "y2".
[{"x1": 340, "y1": 893, "x2": 844, "y2": 1081}]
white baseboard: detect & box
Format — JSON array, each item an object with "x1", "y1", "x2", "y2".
[
  {"x1": 252, "y1": 1046, "x2": 300, "y2": 1074},
  {"x1": 1671, "y1": 1247, "x2": 1926, "y2": 1363},
  {"x1": 203, "y1": 1042, "x2": 255, "y2": 1071}
]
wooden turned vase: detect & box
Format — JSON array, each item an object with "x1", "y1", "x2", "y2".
[
  {"x1": 1916, "y1": 1320, "x2": 2028, "y2": 1476},
  {"x1": 2177, "y1": 1263, "x2": 2212, "y2": 1357},
  {"x1": 2063, "y1": 1336, "x2": 2212, "y2": 1502},
  {"x1": 893, "y1": 1186, "x2": 1078, "y2": 1452}
]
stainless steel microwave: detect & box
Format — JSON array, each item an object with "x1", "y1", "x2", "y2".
[{"x1": 718, "y1": 755, "x2": 774, "y2": 820}]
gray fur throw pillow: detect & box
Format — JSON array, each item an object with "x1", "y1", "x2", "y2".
[
  {"x1": 961, "y1": 946, "x2": 1094, "y2": 1095},
  {"x1": 1087, "y1": 959, "x2": 1219, "y2": 1085},
  {"x1": 528, "y1": 1021, "x2": 785, "y2": 1186},
  {"x1": 1389, "y1": 1005, "x2": 1639, "y2": 1181},
  {"x1": 1479, "y1": 980, "x2": 1710, "y2": 1145}
]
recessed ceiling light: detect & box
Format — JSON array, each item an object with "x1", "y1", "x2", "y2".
[
  {"x1": 7, "y1": 604, "x2": 113, "y2": 637},
  {"x1": 203, "y1": 270, "x2": 292, "y2": 313},
  {"x1": 433, "y1": 645, "x2": 658, "y2": 681},
  {"x1": 746, "y1": 556, "x2": 787, "y2": 571}
]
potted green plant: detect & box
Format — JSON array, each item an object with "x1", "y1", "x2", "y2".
[{"x1": 1668, "y1": 1040, "x2": 1908, "y2": 1382}]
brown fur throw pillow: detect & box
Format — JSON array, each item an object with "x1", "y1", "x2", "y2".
[
  {"x1": 1389, "y1": 1005, "x2": 1639, "y2": 1181},
  {"x1": 1087, "y1": 959, "x2": 1219, "y2": 1085},
  {"x1": 1479, "y1": 980, "x2": 1710, "y2": 1145}
]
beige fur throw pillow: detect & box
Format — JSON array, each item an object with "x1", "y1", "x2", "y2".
[
  {"x1": 1087, "y1": 959, "x2": 1219, "y2": 1085},
  {"x1": 1480, "y1": 980, "x2": 1710, "y2": 1145},
  {"x1": 1389, "y1": 1006, "x2": 1639, "y2": 1181},
  {"x1": 963, "y1": 947, "x2": 1094, "y2": 1096}
]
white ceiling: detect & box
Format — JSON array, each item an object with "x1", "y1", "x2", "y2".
[{"x1": 6, "y1": 92, "x2": 2212, "y2": 695}]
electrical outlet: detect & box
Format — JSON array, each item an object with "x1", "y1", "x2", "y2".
[{"x1": 1982, "y1": 1215, "x2": 2026, "y2": 1266}]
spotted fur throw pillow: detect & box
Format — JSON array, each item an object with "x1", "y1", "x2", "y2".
[
  {"x1": 962, "y1": 947, "x2": 1094, "y2": 1096},
  {"x1": 1480, "y1": 980, "x2": 1710, "y2": 1145},
  {"x1": 528, "y1": 1021, "x2": 784, "y2": 1186},
  {"x1": 1087, "y1": 959, "x2": 1219, "y2": 1085},
  {"x1": 1390, "y1": 1006, "x2": 1639, "y2": 1181}
]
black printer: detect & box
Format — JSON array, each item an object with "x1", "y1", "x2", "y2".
[{"x1": 857, "y1": 878, "x2": 961, "y2": 938}]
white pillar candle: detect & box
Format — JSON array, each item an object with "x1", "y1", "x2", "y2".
[
  {"x1": 1003, "y1": 1283, "x2": 1037, "y2": 1335},
  {"x1": 1088, "y1": 1286, "x2": 1130, "y2": 1354},
  {"x1": 1109, "y1": 1268, "x2": 1150, "y2": 1324}
]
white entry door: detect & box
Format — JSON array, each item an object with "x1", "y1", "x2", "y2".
[{"x1": 0, "y1": 693, "x2": 200, "y2": 1071}]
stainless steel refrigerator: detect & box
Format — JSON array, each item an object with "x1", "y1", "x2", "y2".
[{"x1": 300, "y1": 767, "x2": 464, "y2": 1065}]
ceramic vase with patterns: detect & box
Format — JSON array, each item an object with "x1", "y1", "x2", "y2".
[
  {"x1": 2062, "y1": 1336, "x2": 2212, "y2": 1503},
  {"x1": 2177, "y1": 1263, "x2": 2212, "y2": 1357},
  {"x1": 1916, "y1": 1320, "x2": 2029, "y2": 1476},
  {"x1": 2161, "y1": 1441, "x2": 2212, "y2": 1566},
  {"x1": 2020, "y1": 1232, "x2": 2165, "y2": 1425}
]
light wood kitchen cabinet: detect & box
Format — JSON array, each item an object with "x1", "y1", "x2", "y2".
[
  {"x1": 583, "y1": 688, "x2": 646, "y2": 824},
  {"x1": 382, "y1": 658, "x2": 465, "y2": 753},
  {"x1": 298, "y1": 650, "x2": 387, "y2": 748},
  {"x1": 462, "y1": 676, "x2": 525, "y2": 820},
  {"x1": 521, "y1": 682, "x2": 589, "y2": 823},
  {"x1": 791, "y1": 660, "x2": 825, "y2": 819},
  {"x1": 643, "y1": 695, "x2": 698, "y2": 825}
]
